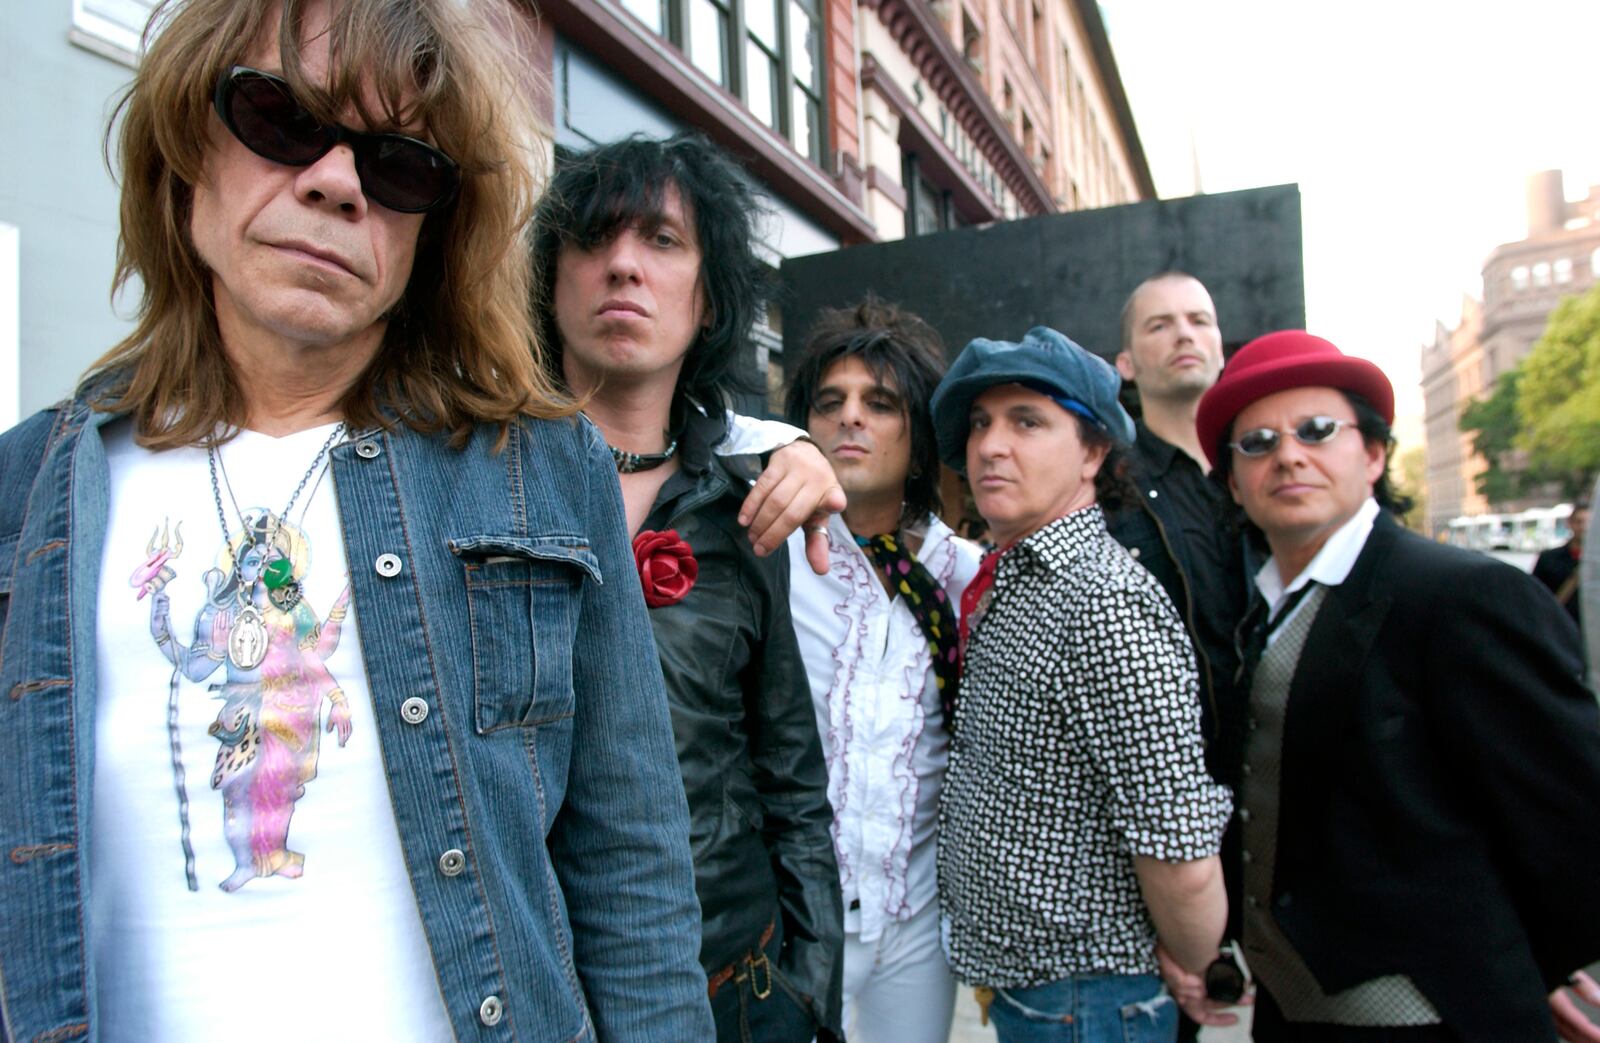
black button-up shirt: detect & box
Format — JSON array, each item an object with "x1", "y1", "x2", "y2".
[{"x1": 1106, "y1": 423, "x2": 1251, "y2": 786}]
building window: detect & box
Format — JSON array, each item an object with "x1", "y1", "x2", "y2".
[
  {"x1": 622, "y1": 0, "x2": 666, "y2": 33},
  {"x1": 788, "y1": 0, "x2": 825, "y2": 164},
  {"x1": 634, "y1": 0, "x2": 826, "y2": 163},
  {"x1": 1554, "y1": 257, "x2": 1573, "y2": 284},
  {"x1": 1511, "y1": 265, "x2": 1529, "y2": 291},
  {"x1": 902, "y1": 153, "x2": 961, "y2": 237},
  {"x1": 745, "y1": 0, "x2": 781, "y2": 130},
  {"x1": 1533, "y1": 261, "x2": 1551, "y2": 287},
  {"x1": 1592, "y1": 247, "x2": 1600, "y2": 278}
]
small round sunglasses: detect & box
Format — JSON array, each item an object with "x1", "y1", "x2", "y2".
[
  {"x1": 212, "y1": 65, "x2": 460, "y2": 214},
  {"x1": 1229, "y1": 415, "x2": 1355, "y2": 457}
]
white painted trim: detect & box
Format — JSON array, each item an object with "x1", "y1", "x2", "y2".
[
  {"x1": 70, "y1": 0, "x2": 157, "y2": 67},
  {"x1": 68, "y1": 25, "x2": 138, "y2": 68}
]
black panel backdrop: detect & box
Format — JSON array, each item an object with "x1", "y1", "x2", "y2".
[{"x1": 776, "y1": 184, "x2": 1305, "y2": 371}]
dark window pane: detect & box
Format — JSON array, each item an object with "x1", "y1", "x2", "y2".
[{"x1": 915, "y1": 174, "x2": 941, "y2": 236}]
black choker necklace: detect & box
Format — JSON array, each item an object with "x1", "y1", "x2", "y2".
[{"x1": 611, "y1": 438, "x2": 678, "y2": 473}]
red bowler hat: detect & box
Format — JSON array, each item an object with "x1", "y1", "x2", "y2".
[{"x1": 1196, "y1": 330, "x2": 1394, "y2": 467}]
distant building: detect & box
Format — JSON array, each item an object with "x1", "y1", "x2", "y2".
[
  {"x1": 2, "y1": 0, "x2": 1155, "y2": 425},
  {"x1": 1421, "y1": 170, "x2": 1600, "y2": 535},
  {"x1": 1421, "y1": 295, "x2": 1485, "y2": 533}
]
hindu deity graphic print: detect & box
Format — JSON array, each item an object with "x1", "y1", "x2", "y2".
[
  {"x1": 88, "y1": 421, "x2": 455, "y2": 1041},
  {"x1": 131, "y1": 507, "x2": 353, "y2": 892}
]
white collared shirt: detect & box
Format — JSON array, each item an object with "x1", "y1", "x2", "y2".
[
  {"x1": 717, "y1": 410, "x2": 803, "y2": 456},
  {"x1": 786, "y1": 514, "x2": 982, "y2": 942},
  {"x1": 1255, "y1": 497, "x2": 1380, "y2": 644}
]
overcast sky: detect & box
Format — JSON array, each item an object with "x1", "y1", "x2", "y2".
[{"x1": 1102, "y1": 0, "x2": 1600, "y2": 445}]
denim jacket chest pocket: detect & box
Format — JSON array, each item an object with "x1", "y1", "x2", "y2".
[{"x1": 450, "y1": 533, "x2": 602, "y2": 734}]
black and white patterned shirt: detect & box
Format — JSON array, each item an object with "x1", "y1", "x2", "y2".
[{"x1": 937, "y1": 505, "x2": 1232, "y2": 987}]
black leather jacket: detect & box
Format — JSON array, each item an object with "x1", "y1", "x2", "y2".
[{"x1": 640, "y1": 410, "x2": 843, "y2": 1034}]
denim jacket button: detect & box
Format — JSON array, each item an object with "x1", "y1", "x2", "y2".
[
  {"x1": 375, "y1": 553, "x2": 403, "y2": 577},
  {"x1": 479, "y1": 995, "x2": 503, "y2": 1026},
  {"x1": 439, "y1": 848, "x2": 467, "y2": 877},
  {"x1": 400, "y1": 697, "x2": 429, "y2": 725},
  {"x1": 355, "y1": 439, "x2": 381, "y2": 459}
]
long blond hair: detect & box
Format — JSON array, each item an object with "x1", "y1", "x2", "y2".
[{"x1": 91, "y1": 0, "x2": 573, "y2": 448}]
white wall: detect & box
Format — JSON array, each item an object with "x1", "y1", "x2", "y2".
[{"x1": 0, "y1": 222, "x2": 18, "y2": 431}]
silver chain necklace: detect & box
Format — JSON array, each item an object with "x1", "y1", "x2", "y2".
[{"x1": 206, "y1": 423, "x2": 345, "y2": 669}]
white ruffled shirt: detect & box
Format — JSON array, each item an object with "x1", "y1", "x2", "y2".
[{"x1": 786, "y1": 514, "x2": 982, "y2": 941}]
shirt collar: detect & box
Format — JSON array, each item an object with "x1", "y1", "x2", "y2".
[
  {"x1": 1254, "y1": 497, "x2": 1380, "y2": 613},
  {"x1": 831, "y1": 511, "x2": 949, "y2": 564},
  {"x1": 1008, "y1": 504, "x2": 1106, "y2": 576},
  {"x1": 1135, "y1": 422, "x2": 1182, "y2": 477}
]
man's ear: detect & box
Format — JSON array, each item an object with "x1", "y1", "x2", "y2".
[
  {"x1": 1115, "y1": 351, "x2": 1136, "y2": 381},
  {"x1": 1364, "y1": 437, "x2": 1388, "y2": 489},
  {"x1": 1081, "y1": 439, "x2": 1110, "y2": 481}
]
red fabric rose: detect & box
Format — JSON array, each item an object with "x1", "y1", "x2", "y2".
[{"x1": 633, "y1": 529, "x2": 698, "y2": 608}]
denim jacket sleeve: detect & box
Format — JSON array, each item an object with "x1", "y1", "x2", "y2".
[
  {"x1": 546, "y1": 419, "x2": 714, "y2": 1040},
  {"x1": 743, "y1": 545, "x2": 845, "y2": 1034}
]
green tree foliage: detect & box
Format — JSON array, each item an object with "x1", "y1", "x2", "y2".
[
  {"x1": 1395, "y1": 444, "x2": 1428, "y2": 532},
  {"x1": 1459, "y1": 369, "x2": 1529, "y2": 503},
  {"x1": 1458, "y1": 283, "x2": 1600, "y2": 502},
  {"x1": 1516, "y1": 283, "x2": 1600, "y2": 488}
]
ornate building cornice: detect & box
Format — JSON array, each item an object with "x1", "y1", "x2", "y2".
[{"x1": 860, "y1": 0, "x2": 1055, "y2": 216}]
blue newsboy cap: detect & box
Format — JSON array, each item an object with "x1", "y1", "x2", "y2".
[{"x1": 930, "y1": 326, "x2": 1136, "y2": 473}]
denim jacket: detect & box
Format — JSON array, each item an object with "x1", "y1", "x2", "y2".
[{"x1": 0, "y1": 391, "x2": 713, "y2": 1042}]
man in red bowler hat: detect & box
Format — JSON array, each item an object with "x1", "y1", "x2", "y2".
[{"x1": 1163, "y1": 329, "x2": 1600, "y2": 1042}]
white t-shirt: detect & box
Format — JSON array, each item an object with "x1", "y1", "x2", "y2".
[{"x1": 91, "y1": 421, "x2": 453, "y2": 1042}]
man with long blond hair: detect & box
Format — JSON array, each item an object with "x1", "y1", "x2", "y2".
[{"x1": 0, "y1": 1, "x2": 714, "y2": 1040}]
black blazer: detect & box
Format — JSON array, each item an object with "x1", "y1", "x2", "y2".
[{"x1": 1248, "y1": 513, "x2": 1600, "y2": 1041}]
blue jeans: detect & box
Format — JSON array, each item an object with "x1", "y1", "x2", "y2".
[
  {"x1": 709, "y1": 916, "x2": 819, "y2": 1043},
  {"x1": 989, "y1": 973, "x2": 1176, "y2": 1043}
]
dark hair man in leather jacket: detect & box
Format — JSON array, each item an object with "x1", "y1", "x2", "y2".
[{"x1": 534, "y1": 133, "x2": 844, "y2": 1043}]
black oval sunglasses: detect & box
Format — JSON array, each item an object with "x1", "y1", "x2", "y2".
[{"x1": 212, "y1": 65, "x2": 460, "y2": 214}]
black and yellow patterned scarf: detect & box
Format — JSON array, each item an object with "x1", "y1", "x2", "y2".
[{"x1": 854, "y1": 532, "x2": 962, "y2": 730}]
